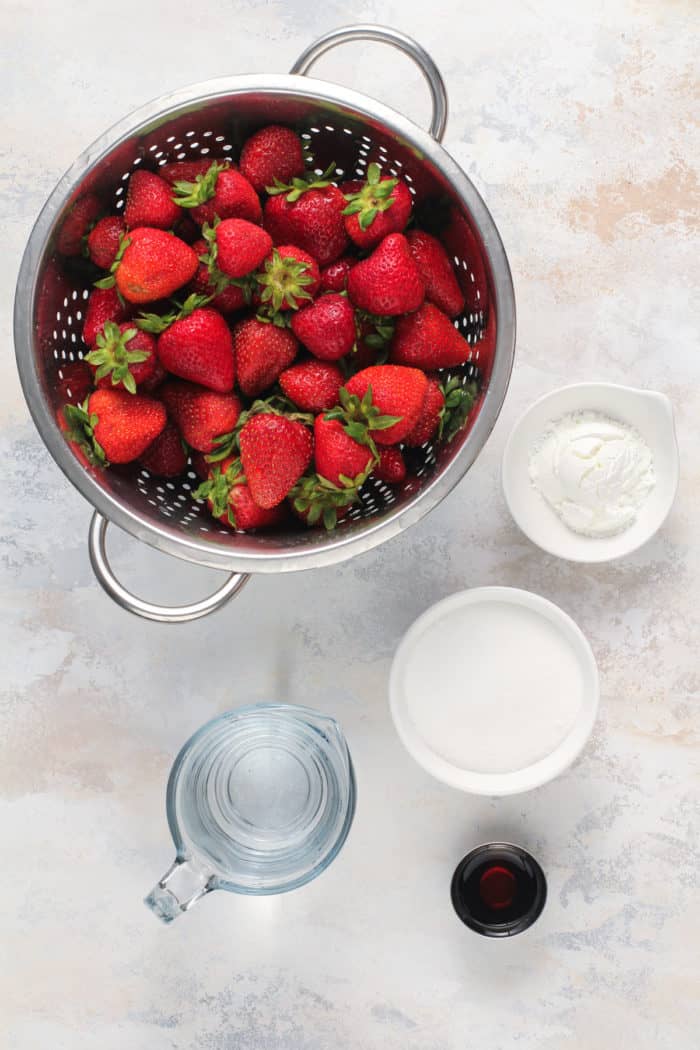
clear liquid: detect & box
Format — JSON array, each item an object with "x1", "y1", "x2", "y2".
[{"x1": 169, "y1": 705, "x2": 355, "y2": 894}]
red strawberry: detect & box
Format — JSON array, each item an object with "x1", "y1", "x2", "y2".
[
  {"x1": 239, "y1": 125, "x2": 305, "y2": 194},
  {"x1": 88, "y1": 388, "x2": 167, "y2": 463},
  {"x1": 279, "y1": 360, "x2": 344, "y2": 413},
  {"x1": 190, "y1": 449, "x2": 210, "y2": 480},
  {"x1": 139, "y1": 422, "x2": 187, "y2": 477},
  {"x1": 107, "y1": 228, "x2": 198, "y2": 304},
  {"x1": 289, "y1": 466, "x2": 359, "y2": 529},
  {"x1": 157, "y1": 308, "x2": 235, "y2": 392},
  {"x1": 290, "y1": 293, "x2": 355, "y2": 360},
  {"x1": 56, "y1": 194, "x2": 102, "y2": 256},
  {"x1": 373, "y1": 447, "x2": 407, "y2": 483},
  {"x1": 83, "y1": 287, "x2": 131, "y2": 347},
  {"x1": 320, "y1": 256, "x2": 353, "y2": 292},
  {"x1": 239, "y1": 414, "x2": 313, "y2": 509},
  {"x1": 87, "y1": 216, "x2": 125, "y2": 269},
  {"x1": 232, "y1": 317, "x2": 298, "y2": 397},
  {"x1": 403, "y1": 377, "x2": 444, "y2": 446},
  {"x1": 256, "y1": 245, "x2": 320, "y2": 313},
  {"x1": 292, "y1": 496, "x2": 353, "y2": 529},
  {"x1": 212, "y1": 218, "x2": 272, "y2": 279},
  {"x1": 57, "y1": 407, "x2": 92, "y2": 469},
  {"x1": 347, "y1": 234, "x2": 425, "y2": 316},
  {"x1": 160, "y1": 380, "x2": 242, "y2": 453},
  {"x1": 172, "y1": 162, "x2": 261, "y2": 225},
  {"x1": 139, "y1": 356, "x2": 168, "y2": 394},
  {"x1": 342, "y1": 164, "x2": 412, "y2": 249},
  {"x1": 195, "y1": 456, "x2": 287, "y2": 531},
  {"x1": 313, "y1": 414, "x2": 373, "y2": 486},
  {"x1": 160, "y1": 158, "x2": 232, "y2": 185},
  {"x1": 85, "y1": 321, "x2": 157, "y2": 393},
  {"x1": 124, "y1": 170, "x2": 182, "y2": 230},
  {"x1": 440, "y1": 206, "x2": 489, "y2": 315},
  {"x1": 173, "y1": 215, "x2": 201, "y2": 245},
  {"x1": 344, "y1": 364, "x2": 428, "y2": 445},
  {"x1": 406, "y1": 230, "x2": 465, "y2": 318},
  {"x1": 57, "y1": 360, "x2": 93, "y2": 405},
  {"x1": 391, "y1": 302, "x2": 472, "y2": 368},
  {"x1": 263, "y1": 177, "x2": 348, "y2": 266},
  {"x1": 190, "y1": 238, "x2": 247, "y2": 313}
]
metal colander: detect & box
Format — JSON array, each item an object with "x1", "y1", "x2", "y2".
[{"x1": 14, "y1": 25, "x2": 515, "y2": 622}]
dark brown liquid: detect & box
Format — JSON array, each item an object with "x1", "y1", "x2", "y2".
[{"x1": 451, "y1": 844, "x2": 546, "y2": 937}]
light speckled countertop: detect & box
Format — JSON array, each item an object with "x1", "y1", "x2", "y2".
[{"x1": 2, "y1": 3, "x2": 699, "y2": 1048}]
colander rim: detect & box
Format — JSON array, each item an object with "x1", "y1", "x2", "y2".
[{"x1": 14, "y1": 72, "x2": 516, "y2": 573}]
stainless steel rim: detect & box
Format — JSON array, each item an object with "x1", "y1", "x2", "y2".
[{"x1": 15, "y1": 48, "x2": 516, "y2": 578}]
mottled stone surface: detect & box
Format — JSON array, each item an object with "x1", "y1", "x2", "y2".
[{"x1": 2, "y1": 2, "x2": 698, "y2": 1048}]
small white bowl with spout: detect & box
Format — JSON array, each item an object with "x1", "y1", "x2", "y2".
[{"x1": 502, "y1": 383, "x2": 679, "y2": 562}]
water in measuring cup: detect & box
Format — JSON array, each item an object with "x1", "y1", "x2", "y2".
[{"x1": 168, "y1": 704, "x2": 355, "y2": 895}]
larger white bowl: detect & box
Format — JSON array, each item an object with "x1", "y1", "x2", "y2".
[
  {"x1": 389, "y1": 587, "x2": 599, "y2": 796},
  {"x1": 502, "y1": 383, "x2": 679, "y2": 562}
]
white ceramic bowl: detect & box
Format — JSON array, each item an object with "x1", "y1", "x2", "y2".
[
  {"x1": 389, "y1": 587, "x2": 599, "y2": 796},
  {"x1": 501, "y1": 383, "x2": 679, "y2": 562}
]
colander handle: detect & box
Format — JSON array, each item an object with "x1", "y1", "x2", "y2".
[
  {"x1": 290, "y1": 25, "x2": 448, "y2": 142},
  {"x1": 88, "y1": 512, "x2": 250, "y2": 623}
]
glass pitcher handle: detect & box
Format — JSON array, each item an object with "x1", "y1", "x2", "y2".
[{"x1": 145, "y1": 855, "x2": 214, "y2": 923}]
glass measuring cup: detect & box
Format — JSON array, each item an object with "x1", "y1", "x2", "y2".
[{"x1": 145, "y1": 703, "x2": 356, "y2": 922}]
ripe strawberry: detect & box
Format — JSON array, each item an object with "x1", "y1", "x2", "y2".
[
  {"x1": 391, "y1": 302, "x2": 472, "y2": 368},
  {"x1": 279, "y1": 360, "x2": 344, "y2": 413},
  {"x1": 347, "y1": 233, "x2": 425, "y2": 316},
  {"x1": 160, "y1": 158, "x2": 232, "y2": 185},
  {"x1": 289, "y1": 466, "x2": 360, "y2": 529},
  {"x1": 189, "y1": 238, "x2": 248, "y2": 313},
  {"x1": 58, "y1": 407, "x2": 93, "y2": 468},
  {"x1": 85, "y1": 321, "x2": 157, "y2": 393},
  {"x1": 87, "y1": 216, "x2": 125, "y2": 269},
  {"x1": 83, "y1": 286, "x2": 131, "y2": 347},
  {"x1": 290, "y1": 293, "x2": 355, "y2": 360},
  {"x1": 439, "y1": 206, "x2": 489, "y2": 315},
  {"x1": 56, "y1": 194, "x2": 102, "y2": 256},
  {"x1": 232, "y1": 317, "x2": 298, "y2": 397},
  {"x1": 239, "y1": 414, "x2": 313, "y2": 509},
  {"x1": 406, "y1": 229, "x2": 465, "y2": 318},
  {"x1": 344, "y1": 364, "x2": 428, "y2": 445},
  {"x1": 124, "y1": 169, "x2": 182, "y2": 230},
  {"x1": 313, "y1": 414, "x2": 373, "y2": 486},
  {"x1": 373, "y1": 447, "x2": 407, "y2": 483},
  {"x1": 239, "y1": 125, "x2": 305, "y2": 194},
  {"x1": 209, "y1": 218, "x2": 272, "y2": 279},
  {"x1": 139, "y1": 356, "x2": 168, "y2": 394},
  {"x1": 263, "y1": 172, "x2": 348, "y2": 266},
  {"x1": 173, "y1": 215, "x2": 201, "y2": 245},
  {"x1": 190, "y1": 449, "x2": 210, "y2": 480},
  {"x1": 57, "y1": 360, "x2": 93, "y2": 405},
  {"x1": 342, "y1": 164, "x2": 412, "y2": 249},
  {"x1": 160, "y1": 380, "x2": 242, "y2": 453},
  {"x1": 157, "y1": 308, "x2": 235, "y2": 392},
  {"x1": 195, "y1": 456, "x2": 287, "y2": 531},
  {"x1": 320, "y1": 256, "x2": 353, "y2": 293},
  {"x1": 99, "y1": 228, "x2": 198, "y2": 304},
  {"x1": 87, "y1": 388, "x2": 167, "y2": 463},
  {"x1": 139, "y1": 422, "x2": 187, "y2": 477},
  {"x1": 403, "y1": 377, "x2": 444, "y2": 446},
  {"x1": 256, "y1": 245, "x2": 320, "y2": 313},
  {"x1": 172, "y1": 161, "x2": 261, "y2": 225}
]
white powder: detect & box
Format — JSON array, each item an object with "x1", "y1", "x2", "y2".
[
  {"x1": 401, "y1": 602, "x2": 584, "y2": 774},
  {"x1": 528, "y1": 410, "x2": 655, "y2": 537}
]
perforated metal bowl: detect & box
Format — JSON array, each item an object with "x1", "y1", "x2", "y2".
[{"x1": 14, "y1": 25, "x2": 515, "y2": 622}]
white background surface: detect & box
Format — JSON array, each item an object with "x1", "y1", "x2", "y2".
[{"x1": 2, "y1": 2, "x2": 699, "y2": 1048}]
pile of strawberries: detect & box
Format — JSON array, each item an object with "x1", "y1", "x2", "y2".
[{"x1": 58, "y1": 124, "x2": 480, "y2": 532}]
